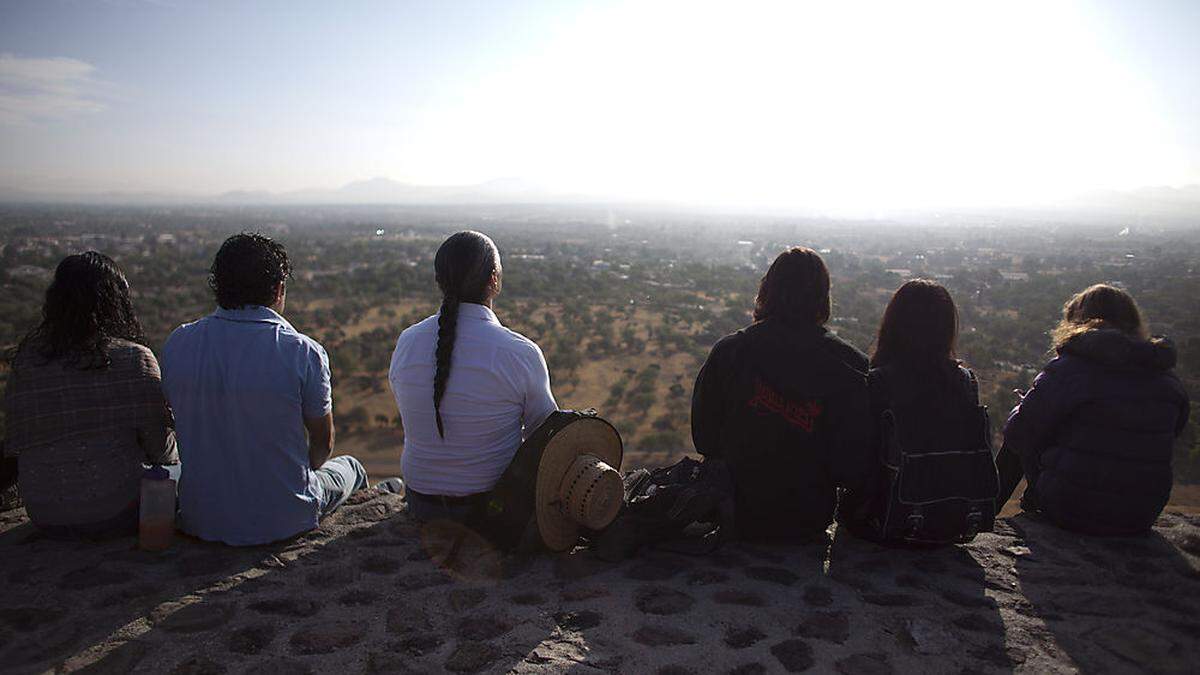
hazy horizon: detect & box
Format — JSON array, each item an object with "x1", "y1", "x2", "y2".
[{"x1": 2, "y1": 0, "x2": 1199, "y2": 212}]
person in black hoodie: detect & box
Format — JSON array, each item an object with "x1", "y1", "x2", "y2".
[
  {"x1": 691, "y1": 247, "x2": 872, "y2": 542},
  {"x1": 999, "y1": 284, "x2": 1190, "y2": 535}
]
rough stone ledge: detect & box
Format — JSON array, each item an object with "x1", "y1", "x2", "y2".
[{"x1": 1, "y1": 490, "x2": 1197, "y2": 674}]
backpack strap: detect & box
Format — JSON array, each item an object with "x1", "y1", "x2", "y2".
[
  {"x1": 869, "y1": 367, "x2": 903, "y2": 470},
  {"x1": 961, "y1": 366, "x2": 980, "y2": 401}
]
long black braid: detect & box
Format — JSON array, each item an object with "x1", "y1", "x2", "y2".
[
  {"x1": 433, "y1": 294, "x2": 460, "y2": 438},
  {"x1": 432, "y1": 231, "x2": 500, "y2": 438}
]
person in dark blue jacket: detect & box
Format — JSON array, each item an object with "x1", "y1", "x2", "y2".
[{"x1": 999, "y1": 284, "x2": 1190, "y2": 535}]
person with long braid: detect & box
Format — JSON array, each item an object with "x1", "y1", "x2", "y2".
[{"x1": 387, "y1": 231, "x2": 558, "y2": 523}]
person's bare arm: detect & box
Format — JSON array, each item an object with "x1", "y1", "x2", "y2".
[{"x1": 305, "y1": 413, "x2": 334, "y2": 470}]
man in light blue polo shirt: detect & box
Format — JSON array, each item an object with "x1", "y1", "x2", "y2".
[{"x1": 162, "y1": 233, "x2": 367, "y2": 546}]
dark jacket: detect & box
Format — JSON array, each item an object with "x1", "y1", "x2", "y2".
[
  {"x1": 1002, "y1": 329, "x2": 1189, "y2": 535},
  {"x1": 691, "y1": 319, "x2": 872, "y2": 542},
  {"x1": 840, "y1": 361, "x2": 986, "y2": 532}
]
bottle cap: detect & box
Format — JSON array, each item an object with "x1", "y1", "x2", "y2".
[{"x1": 145, "y1": 465, "x2": 171, "y2": 480}]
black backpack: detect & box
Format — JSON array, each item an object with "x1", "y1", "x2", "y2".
[
  {"x1": 591, "y1": 456, "x2": 735, "y2": 561},
  {"x1": 862, "y1": 367, "x2": 999, "y2": 545}
]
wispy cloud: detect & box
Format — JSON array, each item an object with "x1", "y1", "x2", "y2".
[{"x1": 0, "y1": 54, "x2": 107, "y2": 125}]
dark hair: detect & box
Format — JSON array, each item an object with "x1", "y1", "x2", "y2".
[
  {"x1": 1051, "y1": 283, "x2": 1147, "y2": 350},
  {"x1": 871, "y1": 279, "x2": 959, "y2": 369},
  {"x1": 11, "y1": 251, "x2": 145, "y2": 370},
  {"x1": 209, "y1": 233, "x2": 292, "y2": 310},
  {"x1": 753, "y1": 247, "x2": 831, "y2": 326},
  {"x1": 432, "y1": 231, "x2": 501, "y2": 438}
]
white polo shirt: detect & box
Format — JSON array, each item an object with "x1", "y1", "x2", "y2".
[{"x1": 388, "y1": 303, "x2": 558, "y2": 496}]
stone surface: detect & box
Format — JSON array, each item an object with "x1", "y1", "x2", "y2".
[
  {"x1": 448, "y1": 588, "x2": 487, "y2": 611},
  {"x1": 289, "y1": 621, "x2": 365, "y2": 654},
  {"x1": 0, "y1": 490, "x2": 1196, "y2": 674},
  {"x1": 771, "y1": 639, "x2": 815, "y2": 672},
  {"x1": 862, "y1": 593, "x2": 919, "y2": 607},
  {"x1": 905, "y1": 618, "x2": 958, "y2": 655},
  {"x1": 359, "y1": 553, "x2": 402, "y2": 575},
  {"x1": 713, "y1": 589, "x2": 766, "y2": 606},
  {"x1": 795, "y1": 611, "x2": 850, "y2": 644},
  {"x1": 444, "y1": 642, "x2": 500, "y2": 673},
  {"x1": 834, "y1": 653, "x2": 893, "y2": 675},
  {"x1": 227, "y1": 623, "x2": 277, "y2": 655},
  {"x1": 455, "y1": 613, "x2": 515, "y2": 640},
  {"x1": 744, "y1": 566, "x2": 799, "y2": 586},
  {"x1": 625, "y1": 559, "x2": 684, "y2": 581},
  {"x1": 170, "y1": 655, "x2": 228, "y2": 675},
  {"x1": 243, "y1": 657, "x2": 314, "y2": 675},
  {"x1": 802, "y1": 585, "x2": 834, "y2": 607},
  {"x1": 337, "y1": 589, "x2": 379, "y2": 606},
  {"x1": 152, "y1": 601, "x2": 236, "y2": 634},
  {"x1": 554, "y1": 610, "x2": 602, "y2": 631},
  {"x1": 0, "y1": 607, "x2": 64, "y2": 632},
  {"x1": 635, "y1": 586, "x2": 695, "y2": 615},
  {"x1": 510, "y1": 592, "x2": 544, "y2": 605},
  {"x1": 631, "y1": 625, "x2": 697, "y2": 646},
  {"x1": 246, "y1": 597, "x2": 321, "y2": 618},
  {"x1": 724, "y1": 626, "x2": 766, "y2": 649}
]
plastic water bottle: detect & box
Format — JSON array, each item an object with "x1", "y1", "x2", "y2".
[{"x1": 139, "y1": 465, "x2": 176, "y2": 551}]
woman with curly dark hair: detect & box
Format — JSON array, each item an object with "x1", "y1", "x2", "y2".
[
  {"x1": 1000, "y1": 284, "x2": 1190, "y2": 535},
  {"x1": 3, "y1": 251, "x2": 177, "y2": 538}
]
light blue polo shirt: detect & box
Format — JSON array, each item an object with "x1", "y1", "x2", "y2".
[{"x1": 161, "y1": 305, "x2": 332, "y2": 545}]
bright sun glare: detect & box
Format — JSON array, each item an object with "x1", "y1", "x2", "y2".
[{"x1": 401, "y1": 1, "x2": 1187, "y2": 211}]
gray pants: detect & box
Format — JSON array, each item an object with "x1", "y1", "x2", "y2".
[{"x1": 315, "y1": 455, "x2": 368, "y2": 517}]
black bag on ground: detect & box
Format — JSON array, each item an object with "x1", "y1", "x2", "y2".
[
  {"x1": 859, "y1": 366, "x2": 999, "y2": 545},
  {"x1": 591, "y1": 456, "x2": 735, "y2": 561}
]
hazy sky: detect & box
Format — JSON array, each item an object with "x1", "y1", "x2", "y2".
[{"x1": 1, "y1": 0, "x2": 1197, "y2": 209}]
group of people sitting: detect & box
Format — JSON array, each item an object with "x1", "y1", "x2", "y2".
[{"x1": 0, "y1": 230, "x2": 1190, "y2": 549}]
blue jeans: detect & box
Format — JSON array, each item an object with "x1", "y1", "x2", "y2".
[{"x1": 315, "y1": 455, "x2": 367, "y2": 517}]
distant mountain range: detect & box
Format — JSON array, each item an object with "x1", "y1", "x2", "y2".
[
  {"x1": 0, "y1": 177, "x2": 570, "y2": 207},
  {"x1": 214, "y1": 177, "x2": 562, "y2": 205},
  {"x1": 1, "y1": 178, "x2": 1198, "y2": 224}
]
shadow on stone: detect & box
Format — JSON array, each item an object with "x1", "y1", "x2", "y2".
[{"x1": 1014, "y1": 512, "x2": 1200, "y2": 673}]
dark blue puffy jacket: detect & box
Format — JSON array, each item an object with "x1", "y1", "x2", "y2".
[{"x1": 1003, "y1": 329, "x2": 1189, "y2": 535}]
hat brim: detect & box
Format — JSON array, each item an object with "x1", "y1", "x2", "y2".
[{"x1": 534, "y1": 417, "x2": 623, "y2": 551}]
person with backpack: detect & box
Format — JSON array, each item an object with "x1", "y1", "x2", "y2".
[
  {"x1": 690, "y1": 247, "x2": 873, "y2": 543},
  {"x1": 998, "y1": 284, "x2": 1189, "y2": 535},
  {"x1": 839, "y1": 280, "x2": 999, "y2": 545}
]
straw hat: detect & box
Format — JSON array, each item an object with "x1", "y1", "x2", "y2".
[{"x1": 533, "y1": 416, "x2": 624, "y2": 551}]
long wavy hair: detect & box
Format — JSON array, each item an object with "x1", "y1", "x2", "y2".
[
  {"x1": 871, "y1": 279, "x2": 959, "y2": 369},
  {"x1": 753, "y1": 247, "x2": 831, "y2": 327},
  {"x1": 432, "y1": 231, "x2": 501, "y2": 438},
  {"x1": 1051, "y1": 283, "x2": 1148, "y2": 351},
  {"x1": 11, "y1": 251, "x2": 145, "y2": 370}
]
